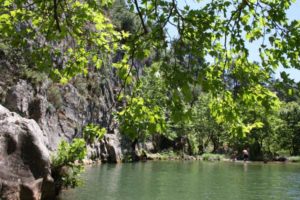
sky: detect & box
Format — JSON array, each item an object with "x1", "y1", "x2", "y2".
[{"x1": 166, "y1": 0, "x2": 300, "y2": 82}]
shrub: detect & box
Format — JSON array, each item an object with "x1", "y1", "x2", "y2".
[
  {"x1": 202, "y1": 153, "x2": 224, "y2": 161},
  {"x1": 288, "y1": 156, "x2": 300, "y2": 163},
  {"x1": 47, "y1": 85, "x2": 63, "y2": 109},
  {"x1": 73, "y1": 76, "x2": 88, "y2": 97},
  {"x1": 83, "y1": 124, "x2": 106, "y2": 144},
  {"x1": 51, "y1": 138, "x2": 87, "y2": 190},
  {"x1": 187, "y1": 134, "x2": 199, "y2": 155},
  {"x1": 22, "y1": 68, "x2": 48, "y2": 85}
]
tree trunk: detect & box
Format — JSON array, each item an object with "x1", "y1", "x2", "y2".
[{"x1": 131, "y1": 138, "x2": 139, "y2": 161}]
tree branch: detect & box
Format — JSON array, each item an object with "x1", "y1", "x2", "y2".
[
  {"x1": 133, "y1": 0, "x2": 148, "y2": 35},
  {"x1": 53, "y1": 0, "x2": 61, "y2": 32}
]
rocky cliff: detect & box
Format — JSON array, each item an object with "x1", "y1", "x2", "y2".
[
  {"x1": 0, "y1": 57, "x2": 123, "y2": 155},
  {"x1": 0, "y1": 54, "x2": 128, "y2": 199}
]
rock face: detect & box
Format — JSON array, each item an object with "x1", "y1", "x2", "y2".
[
  {"x1": 0, "y1": 60, "x2": 122, "y2": 154},
  {"x1": 0, "y1": 104, "x2": 55, "y2": 200},
  {"x1": 86, "y1": 132, "x2": 123, "y2": 163},
  {"x1": 5, "y1": 80, "x2": 34, "y2": 117},
  {"x1": 0, "y1": 43, "x2": 130, "y2": 199},
  {"x1": 0, "y1": 59, "x2": 132, "y2": 200},
  {"x1": 103, "y1": 133, "x2": 123, "y2": 163}
]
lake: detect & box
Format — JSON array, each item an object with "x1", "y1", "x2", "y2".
[{"x1": 59, "y1": 161, "x2": 300, "y2": 200}]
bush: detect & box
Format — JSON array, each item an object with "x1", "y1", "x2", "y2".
[
  {"x1": 47, "y1": 85, "x2": 63, "y2": 109},
  {"x1": 160, "y1": 150, "x2": 177, "y2": 157},
  {"x1": 83, "y1": 124, "x2": 106, "y2": 144},
  {"x1": 51, "y1": 139, "x2": 87, "y2": 190},
  {"x1": 73, "y1": 76, "x2": 88, "y2": 97},
  {"x1": 22, "y1": 68, "x2": 48, "y2": 85},
  {"x1": 155, "y1": 150, "x2": 179, "y2": 160},
  {"x1": 288, "y1": 156, "x2": 300, "y2": 163},
  {"x1": 187, "y1": 134, "x2": 199, "y2": 155},
  {"x1": 122, "y1": 153, "x2": 133, "y2": 162},
  {"x1": 202, "y1": 153, "x2": 225, "y2": 161}
]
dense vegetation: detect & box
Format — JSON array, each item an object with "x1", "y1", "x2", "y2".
[
  {"x1": 1, "y1": 0, "x2": 300, "y2": 188},
  {"x1": 51, "y1": 139, "x2": 87, "y2": 191}
]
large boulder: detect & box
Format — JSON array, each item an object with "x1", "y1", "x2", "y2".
[{"x1": 0, "y1": 104, "x2": 55, "y2": 200}]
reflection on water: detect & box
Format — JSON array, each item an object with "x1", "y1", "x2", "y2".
[
  {"x1": 60, "y1": 161, "x2": 300, "y2": 200},
  {"x1": 243, "y1": 162, "x2": 248, "y2": 172}
]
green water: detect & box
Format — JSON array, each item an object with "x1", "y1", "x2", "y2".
[{"x1": 59, "y1": 161, "x2": 300, "y2": 200}]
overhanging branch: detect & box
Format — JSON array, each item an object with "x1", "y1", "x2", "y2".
[{"x1": 134, "y1": 0, "x2": 148, "y2": 35}]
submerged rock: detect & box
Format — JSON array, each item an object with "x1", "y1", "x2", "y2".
[{"x1": 0, "y1": 104, "x2": 55, "y2": 200}]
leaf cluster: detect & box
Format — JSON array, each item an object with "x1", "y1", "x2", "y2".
[
  {"x1": 83, "y1": 123, "x2": 107, "y2": 144},
  {"x1": 118, "y1": 96, "x2": 166, "y2": 141},
  {"x1": 51, "y1": 138, "x2": 87, "y2": 188}
]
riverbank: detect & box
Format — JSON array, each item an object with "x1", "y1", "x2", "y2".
[
  {"x1": 82, "y1": 151, "x2": 300, "y2": 165},
  {"x1": 146, "y1": 152, "x2": 225, "y2": 162},
  {"x1": 145, "y1": 152, "x2": 300, "y2": 163}
]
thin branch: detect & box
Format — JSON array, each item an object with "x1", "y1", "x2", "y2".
[
  {"x1": 53, "y1": 0, "x2": 61, "y2": 32},
  {"x1": 134, "y1": 0, "x2": 148, "y2": 35}
]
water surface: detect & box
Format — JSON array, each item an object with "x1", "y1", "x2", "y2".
[{"x1": 60, "y1": 161, "x2": 300, "y2": 200}]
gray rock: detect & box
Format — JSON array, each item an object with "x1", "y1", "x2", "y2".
[
  {"x1": 0, "y1": 104, "x2": 55, "y2": 200},
  {"x1": 138, "y1": 140, "x2": 155, "y2": 153},
  {"x1": 5, "y1": 80, "x2": 34, "y2": 116},
  {"x1": 86, "y1": 142, "x2": 102, "y2": 160},
  {"x1": 104, "y1": 133, "x2": 123, "y2": 163},
  {"x1": 0, "y1": 62, "x2": 123, "y2": 162}
]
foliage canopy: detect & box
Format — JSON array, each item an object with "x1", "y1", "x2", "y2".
[{"x1": 1, "y1": 0, "x2": 300, "y2": 135}]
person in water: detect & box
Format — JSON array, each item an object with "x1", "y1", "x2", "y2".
[{"x1": 243, "y1": 149, "x2": 249, "y2": 162}]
